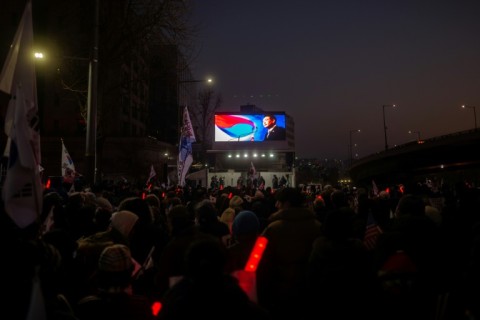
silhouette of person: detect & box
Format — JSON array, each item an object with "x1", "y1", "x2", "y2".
[{"x1": 262, "y1": 114, "x2": 286, "y2": 141}]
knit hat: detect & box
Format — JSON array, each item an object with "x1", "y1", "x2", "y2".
[
  {"x1": 232, "y1": 210, "x2": 260, "y2": 236},
  {"x1": 110, "y1": 210, "x2": 139, "y2": 237},
  {"x1": 220, "y1": 207, "x2": 236, "y2": 231},
  {"x1": 96, "y1": 197, "x2": 113, "y2": 212},
  {"x1": 425, "y1": 205, "x2": 442, "y2": 226},
  {"x1": 229, "y1": 195, "x2": 244, "y2": 208},
  {"x1": 98, "y1": 244, "x2": 133, "y2": 273},
  {"x1": 254, "y1": 190, "x2": 265, "y2": 199}
]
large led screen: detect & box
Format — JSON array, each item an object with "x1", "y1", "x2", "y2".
[{"x1": 215, "y1": 113, "x2": 286, "y2": 142}]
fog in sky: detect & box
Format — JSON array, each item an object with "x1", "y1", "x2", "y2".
[{"x1": 191, "y1": 0, "x2": 480, "y2": 160}]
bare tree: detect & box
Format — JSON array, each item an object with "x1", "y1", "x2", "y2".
[
  {"x1": 190, "y1": 88, "x2": 222, "y2": 163},
  {"x1": 49, "y1": 0, "x2": 196, "y2": 123}
]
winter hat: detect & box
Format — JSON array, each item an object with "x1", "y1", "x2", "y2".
[
  {"x1": 232, "y1": 210, "x2": 260, "y2": 236},
  {"x1": 98, "y1": 244, "x2": 133, "y2": 273},
  {"x1": 195, "y1": 199, "x2": 219, "y2": 225},
  {"x1": 96, "y1": 197, "x2": 113, "y2": 212},
  {"x1": 145, "y1": 194, "x2": 161, "y2": 208},
  {"x1": 229, "y1": 195, "x2": 244, "y2": 208},
  {"x1": 220, "y1": 207, "x2": 236, "y2": 231},
  {"x1": 425, "y1": 205, "x2": 442, "y2": 226},
  {"x1": 254, "y1": 190, "x2": 265, "y2": 199},
  {"x1": 110, "y1": 210, "x2": 139, "y2": 237}
]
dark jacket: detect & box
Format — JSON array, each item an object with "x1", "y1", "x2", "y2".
[{"x1": 264, "y1": 125, "x2": 286, "y2": 141}]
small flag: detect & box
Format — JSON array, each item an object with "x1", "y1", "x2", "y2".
[
  {"x1": 61, "y1": 139, "x2": 76, "y2": 184},
  {"x1": 249, "y1": 161, "x2": 257, "y2": 181},
  {"x1": 146, "y1": 164, "x2": 156, "y2": 185},
  {"x1": 177, "y1": 106, "x2": 196, "y2": 187},
  {"x1": 372, "y1": 180, "x2": 379, "y2": 197},
  {"x1": 363, "y1": 212, "x2": 383, "y2": 250}
]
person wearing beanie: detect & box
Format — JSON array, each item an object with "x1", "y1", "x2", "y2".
[
  {"x1": 75, "y1": 211, "x2": 139, "y2": 298},
  {"x1": 110, "y1": 210, "x2": 139, "y2": 238},
  {"x1": 226, "y1": 210, "x2": 261, "y2": 273},
  {"x1": 76, "y1": 244, "x2": 154, "y2": 320},
  {"x1": 232, "y1": 210, "x2": 260, "y2": 237},
  {"x1": 257, "y1": 187, "x2": 322, "y2": 319},
  {"x1": 195, "y1": 199, "x2": 231, "y2": 246},
  {"x1": 220, "y1": 195, "x2": 245, "y2": 233},
  {"x1": 157, "y1": 237, "x2": 270, "y2": 320},
  {"x1": 220, "y1": 207, "x2": 236, "y2": 233},
  {"x1": 230, "y1": 195, "x2": 244, "y2": 209}
]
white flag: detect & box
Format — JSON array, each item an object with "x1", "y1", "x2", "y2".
[
  {"x1": 372, "y1": 180, "x2": 379, "y2": 197},
  {"x1": 249, "y1": 161, "x2": 257, "y2": 181},
  {"x1": 146, "y1": 164, "x2": 156, "y2": 185},
  {"x1": 61, "y1": 139, "x2": 76, "y2": 184},
  {"x1": 177, "y1": 106, "x2": 196, "y2": 187},
  {"x1": 1, "y1": 1, "x2": 43, "y2": 229}
]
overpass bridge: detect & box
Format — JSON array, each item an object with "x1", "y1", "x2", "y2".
[{"x1": 348, "y1": 129, "x2": 480, "y2": 189}]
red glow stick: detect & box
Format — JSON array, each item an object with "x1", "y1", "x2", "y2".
[
  {"x1": 151, "y1": 301, "x2": 162, "y2": 316},
  {"x1": 244, "y1": 236, "x2": 268, "y2": 272}
]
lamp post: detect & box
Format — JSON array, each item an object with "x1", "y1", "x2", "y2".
[
  {"x1": 408, "y1": 130, "x2": 421, "y2": 142},
  {"x1": 349, "y1": 129, "x2": 361, "y2": 166},
  {"x1": 461, "y1": 105, "x2": 477, "y2": 131},
  {"x1": 33, "y1": 0, "x2": 99, "y2": 187},
  {"x1": 84, "y1": 0, "x2": 100, "y2": 186},
  {"x1": 382, "y1": 104, "x2": 396, "y2": 151}
]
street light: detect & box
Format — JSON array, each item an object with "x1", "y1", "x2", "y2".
[
  {"x1": 34, "y1": 43, "x2": 99, "y2": 185},
  {"x1": 177, "y1": 78, "x2": 213, "y2": 137},
  {"x1": 382, "y1": 104, "x2": 396, "y2": 151},
  {"x1": 85, "y1": 0, "x2": 100, "y2": 186},
  {"x1": 349, "y1": 129, "x2": 361, "y2": 166},
  {"x1": 408, "y1": 130, "x2": 421, "y2": 142},
  {"x1": 461, "y1": 105, "x2": 477, "y2": 131}
]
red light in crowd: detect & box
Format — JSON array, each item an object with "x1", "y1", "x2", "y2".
[
  {"x1": 45, "y1": 179, "x2": 51, "y2": 189},
  {"x1": 316, "y1": 195, "x2": 323, "y2": 200},
  {"x1": 385, "y1": 187, "x2": 390, "y2": 194},
  {"x1": 228, "y1": 192, "x2": 233, "y2": 199},
  {"x1": 151, "y1": 301, "x2": 162, "y2": 316},
  {"x1": 162, "y1": 192, "x2": 165, "y2": 198},
  {"x1": 399, "y1": 185, "x2": 405, "y2": 194},
  {"x1": 244, "y1": 236, "x2": 268, "y2": 272},
  {"x1": 220, "y1": 185, "x2": 224, "y2": 190},
  {"x1": 142, "y1": 192, "x2": 146, "y2": 200}
]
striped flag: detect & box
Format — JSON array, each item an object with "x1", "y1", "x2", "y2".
[
  {"x1": 1, "y1": 0, "x2": 43, "y2": 229},
  {"x1": 363, "y1": 212, "x2": 383, "y2": 250}
]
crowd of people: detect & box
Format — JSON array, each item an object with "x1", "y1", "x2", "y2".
[{"x1": 3, "y1": 178, "x2": 480, "y2": 319}]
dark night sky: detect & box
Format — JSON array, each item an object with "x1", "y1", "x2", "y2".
[{"x1": 190, "y1": 0, "x2": 480, "y2": 161}]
